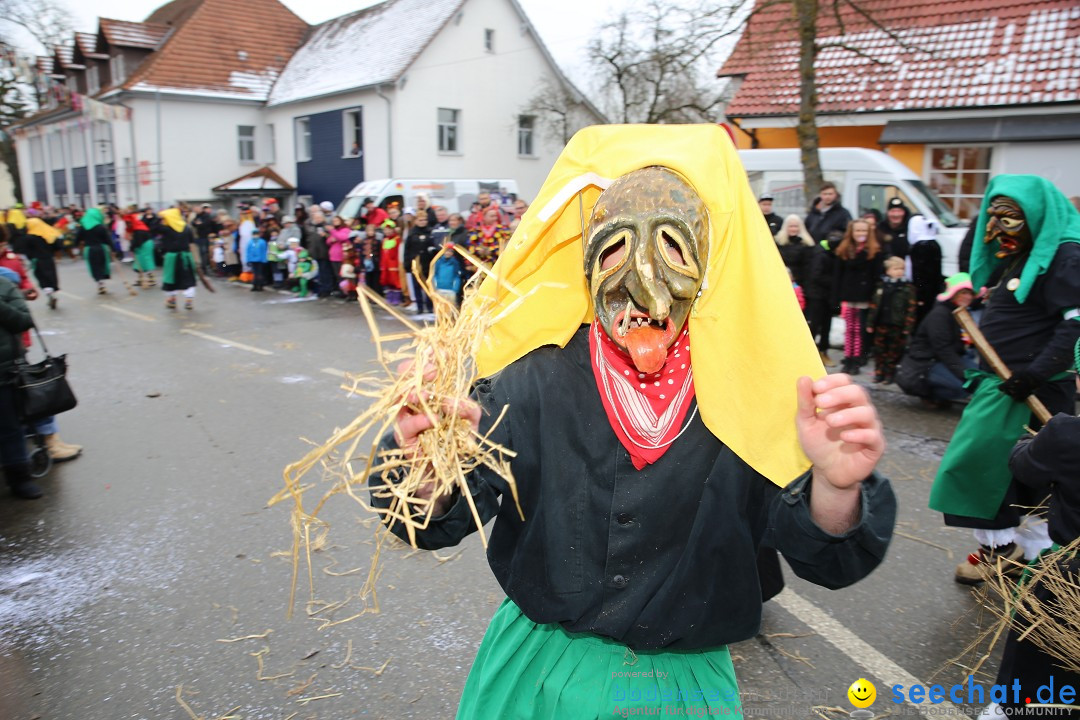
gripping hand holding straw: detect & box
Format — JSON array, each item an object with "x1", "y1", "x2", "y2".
[{"x1": 952, "y1": 306, "x2": 1052, "y2": 424}]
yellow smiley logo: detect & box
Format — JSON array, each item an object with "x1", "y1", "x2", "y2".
[{"x1": 848, "y1": 678, "x2": 876, "y2": 708}]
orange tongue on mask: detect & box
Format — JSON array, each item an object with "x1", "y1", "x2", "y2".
[{"x1": 623, "y1": 325, "x2": 668, "y2": 374}]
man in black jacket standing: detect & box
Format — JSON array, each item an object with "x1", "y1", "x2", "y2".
[
  {"x1": 804, "y1": 182, "x2": 852, "y2": 366},
  {"x1": 759, "y1": 193, "x2": 783, "y2": 236},
  {"x1": 882, "y1": 198, "x2": 911, "y2": 260}
]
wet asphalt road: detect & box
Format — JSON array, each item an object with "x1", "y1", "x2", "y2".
[{"x1": 0, "y1": 259, "x2": 1015, "y2": 720}]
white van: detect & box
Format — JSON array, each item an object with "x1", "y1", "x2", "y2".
[
  {"x1": 737, "y1": 148, "x2": 967, "y2": 275},
  {"x1": 336, "y1": 178, "x2": 521, "y2": 220}
]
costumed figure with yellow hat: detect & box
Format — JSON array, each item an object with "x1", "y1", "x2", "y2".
[
  {"x1": 930, "y1": 175, "x2": 1080, "y2": 585},
  {"x1": 159, "y1": 208, "x2": 197, "y2": 310},
  {"x1": 371, "y1": 125, "x2": 896, "y2": 717},
  {"x1": 18, "y1": 214, "x2": 64, "y2": 309},
  {"x1": 76, "y1": 208, "x2": 113, "y2": 295}
]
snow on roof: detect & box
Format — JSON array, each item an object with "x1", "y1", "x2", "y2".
[
  {"x1": 267, "y1": 0, "x2": 465, "y2": 106},
  {"x1": 719, "y1": 0, "x2": 1080, "y2": 116},
  {"x1": 54, "y1": 45, "x2": 83, "y2": 70},
  {"x1": 99, "y1": 18, "x2": 172, "y2": 50},
  {"x1": 75, "y1": 32, "x2": 108, "y2": 60}
]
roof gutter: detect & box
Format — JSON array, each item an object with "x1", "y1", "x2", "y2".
[{"x1": 376, "y1": 83, "x2": 393, "y2": 177}]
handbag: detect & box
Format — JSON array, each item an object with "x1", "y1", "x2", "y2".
[{"x1": 12, "y1": 325, "x2": 77, "y2": 422}]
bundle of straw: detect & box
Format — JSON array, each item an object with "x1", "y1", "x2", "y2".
[
  {"x1": 270, "y1": 246, "x2": 530, "y2": 626},
  {"x1": 980, "y1": 537, "x2": 1080, "y2": 675}
]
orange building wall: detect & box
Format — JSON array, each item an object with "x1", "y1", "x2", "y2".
[{"x1": 730, "y1": 122, "x2": 925, "y2": 176}]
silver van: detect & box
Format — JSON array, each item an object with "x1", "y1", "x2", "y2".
[{"x1": 337, "y1": 178, "x2": 520, "y2": 221}]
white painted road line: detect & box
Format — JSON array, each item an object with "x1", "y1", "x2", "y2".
[
  {"x1": 180, "y1": 329, "x2": 274, "y2": 356},
  {"x1": 101, "y1": 304, "x2": 157, "y2": 322},
  {"x1": 320, "y1": 368, "x2": 347, "y2": 378},
  {"x1": 774, "y1": 589, "x2": 960, "y2": 715}
]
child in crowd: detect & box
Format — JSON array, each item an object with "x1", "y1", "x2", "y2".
[
  {"x1": 246, "y1": 230, "x2": 268, "y2": 292},
  {"x1": 432, "y1": 242, "x2": 464, "y2": 308},
  {"x1": 789, "y1": 267, "x2": 805, "y2": 311},
  {"x1": 291, "y1": 248, "x2": 317, "y2": 298},
  {"x1": 267, "y1": 232, "x2": 284, "y2": 288},
  {"x1": 866, "y1": 256, "x2": 917, "y2": 384},
  {"x1": 282, "y1": 237, "x2": 300, "y2": 278},
  {"x1": 211, "y1": 235, "x2": 226, "y2": 277},
  {"x1": 832, "y1": 218, "x2": 883, "y2": 374},
  {"x1": 360, "y1": 225, "x2": 381, "y2": 294},
  {"x1": 379, "y1": 220, "x2": 402, "y2": 305},
  {"x1": 223, "y1": 229, "x2": 242, "y2": 280}
]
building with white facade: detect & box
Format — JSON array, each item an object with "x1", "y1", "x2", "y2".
[{"x1": 12, "y1": 0, "x2": 603, "y2": 212}]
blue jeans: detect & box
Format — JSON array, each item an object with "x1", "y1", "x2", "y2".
[{"x1": 927, "y1": 353, "x2": 977, "y2": 402}]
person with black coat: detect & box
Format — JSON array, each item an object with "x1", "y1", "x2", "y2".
[
  {"x1": 0, "y1": 274, "x2": 40, "y2": 499},
  {"x1": 882, "y1": 197, "x2": 911, "y2": 260},
  {"x1": 759, "y1": 194, "x2": 783, "y2": 236},
  {"x1": 404, "y1": 212, "x2": 437, "y2": 319},
  {"x1": 832, "y1": 219, "x2": 884, "y2": 373},
  {"x1": 907, "y1": 215, "x2": 944, "y2": 327},
  {"x1": 895, "y1": 273, "x2": 976, "y2": 407},
  {"x1": 773, "y1": 214, "x2": 816, "y2": 288},
  {"x1": 804, "y1": 182, "x2": 852, "y2": 244},
  {"x1": 76, "y1": 208, "x2": 113, "y2": 294}
]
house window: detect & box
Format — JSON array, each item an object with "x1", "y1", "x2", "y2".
[
  {"x1": 295, "y1": 117, "x2": 311, "y2": 162},
  {"x1": 438, "y1": 108, "x2": 459, "y2": 153},
  {"x1": 928, "y1": 146, "x2": 993, "y2": 221},
  {"x1": 109, "y1": 54, "x2": 125, "y2": 84},
  {"x1": 266, "y1": 123, "x2": 275, "y2": 164},
  {"x1": 484, "y1": 29, "x2": 495, "y2": 52},
  {"x1": 517, "y1": 115, "x2": 535, "y2": 156},
  {"x1": 87, "y1": 66, "x2": 100, "y2": 95},
  {"x1": 238, "y1": 126, "x2": 256, "y2": 162},
  {"x1": 343, "y1": 108, "x2": 362, "y2": 157}
]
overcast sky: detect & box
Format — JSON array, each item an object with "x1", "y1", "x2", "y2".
[{"x1": 18, "y1": 0, "x2": 621, "y2": 88}]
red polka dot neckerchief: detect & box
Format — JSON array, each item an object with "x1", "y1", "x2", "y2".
[{"x1": 589, "y1": 320, "x2": 697, "y2": 470}]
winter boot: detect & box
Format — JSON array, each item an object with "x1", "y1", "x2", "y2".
[
  {"x1": 4, "y1": 464, "x2": 43, "y2": 499},
  {"x1": 184, "y1": 297, "x2": 193, "y2": 310},
  {"x1": 47, "y1": 292, "x2": 57, "y2": 309},
  {"x1": 819, "y1": 350, "x2": 836, "y2": 368},
  {"x1": 166, "y1": 295, "x2": 177, "y2": 310},
  {"x1": 97, "y1": 281, "x2": 108, "y2": 295},
  {"x1": 44, "y1": 434, "x2": 81, "y2": 462}
]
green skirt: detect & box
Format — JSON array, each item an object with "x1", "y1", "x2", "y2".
[
  {"x1": 457, "y1": 599, "x2": 742, "y2": 719},
  {"x1": 134, "y1": 241, "x2": 156, "y2": 272}
]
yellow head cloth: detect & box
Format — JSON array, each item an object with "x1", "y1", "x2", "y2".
[
  {"x1": 469, "y1": 124, "x2": 824, "y2": 486},
  {"x1": 159, "y1": 208, "x2": 186, "y2": 233},
  {"x1": 26, "y1": 217, "x2": 63, "y2": 244},
  {"x1": 6, "y1": 208, "x2": 26, "y2": 230}
]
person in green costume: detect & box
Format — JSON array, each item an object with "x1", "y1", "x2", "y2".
[
  {"x1": 76, "y1": 207, "x2": 112, "y2": 295},
  {"x1": 930, "y1": 175, "x2": 1080, "y2": 585}
]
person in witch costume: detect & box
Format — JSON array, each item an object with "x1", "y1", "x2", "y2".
[
  {"x1": 9, "y1": 211, "x2": 62, "y2": 309},
  {"x1": 126, "y1": 208, "x2": 156, "y2": 288},
  {"x1": 158, "y1": 208, "x2": 198, "y2": 311},
  {"x1": 930, "y1": 175, "x2": 1080, "y2": 585},
  {"x1": 372, "y1": 125, "x2": 896, "y2": 718},
  {"x1": 76, "y1": 207, "x2": 113, "y2": 295}
]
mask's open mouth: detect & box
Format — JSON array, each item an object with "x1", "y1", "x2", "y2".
[
  {"x1": 995, "y1": 236, "x2": 1021, "y2": 257},
  {"x1": 613, "y1": 309, "x2": 678, "y2": 374}
]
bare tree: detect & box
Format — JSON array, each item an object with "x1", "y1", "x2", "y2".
[
  {"x1": 520, "y1": 75, "x2": 596, "y2": 146},
  {"x1": 586, "y1": 0, "x2": 750, "y2": 124},
  {"x1": 0, "y1": 0, "x2": 72, "y2": 54}
]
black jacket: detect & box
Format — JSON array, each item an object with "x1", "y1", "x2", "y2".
[
  {"x1": 1010, "y1": 413, "x2": 1080, "y2": 546},
  {"x1": 805, "y1": 202, "x2": 852, "y2": 243},
  {"x1": 404, "y1": 226, "x2": 438, "y2": 276},
  {"x1": 832, "y1": 248, "x2": 883, "y2": 304},
  {"x1": 372, "y1": 326, "x2": 896, "y2": 650},
  {"x1": 803, "y1": 242, "x2": 836, "y2": 300},
  {"x1": 904, "y1": 300, "x2": 967, "y2": 381},
  {"x1": 882, "y1": 218, "x2": 910, "y2": 260},
  {"x1": 0, "y1": 276, "x2": 32, "y2": 374},
  {"x1": 763, "y1": 212, "x2": 783, "y2": 237},
  {"x1": 776, "y1": 240, "x2": 814, "y2": 288}
]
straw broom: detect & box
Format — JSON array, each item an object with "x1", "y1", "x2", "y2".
[
  {"x1": 978, "y1": 537, "x2": 1080, "y2": 675},
  {"x1": 270, "y1": 245, "x2": 546, "y2": 623}
]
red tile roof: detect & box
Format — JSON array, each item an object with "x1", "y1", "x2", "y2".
[
  {"x1": 122, "y1": 0, "x2": 309, "y2": 100},
  {"x1": 718, "y1": 0, "x2": 1080, "y2": 117},
  {"x1": 99, "y1": 18, "x2": 172, "y2": 50}
]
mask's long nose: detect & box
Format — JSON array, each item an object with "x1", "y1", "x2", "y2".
[{"x1": 624, "y1": 242, "x2": 672, "y2": 321}]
